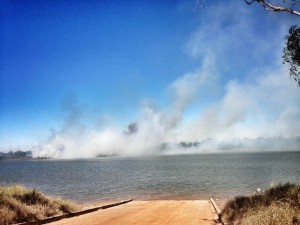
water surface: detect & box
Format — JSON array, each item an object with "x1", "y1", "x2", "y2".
[{"x1": 0, "y1": 151, "x2": 299, "y2": 203}]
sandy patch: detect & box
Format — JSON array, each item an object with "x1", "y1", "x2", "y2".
[{"x1": 49, "y1": 200, "x2": 216, "y2": 225}]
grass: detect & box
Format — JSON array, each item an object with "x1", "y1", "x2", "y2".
[
  {"x1": 222, "y1": 183, "x2": 300, "y2": 225},
  {"x1": 0, "y1": 185, "x2": 79, "y2": 224}
]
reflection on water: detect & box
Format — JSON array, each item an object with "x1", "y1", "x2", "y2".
[{"x1": 0, "y1": 151, "x2": 299, "y2": 203}]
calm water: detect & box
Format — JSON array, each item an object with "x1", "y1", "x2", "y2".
[{"x1": 0, "y1": 151, "x2": 299, "y2": 203}]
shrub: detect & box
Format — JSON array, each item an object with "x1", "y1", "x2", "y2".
[
  {"x1": 0, "y1": 185, "x2": 78, "y2": 224},
  {"x1": 222, "y1": 183, "x2": 300, "y2": 225}
]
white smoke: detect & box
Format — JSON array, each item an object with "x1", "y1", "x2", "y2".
[
  {"x1": 33, "y1": 54, "x2": 217, "y2": 158},
  {"x1": 32, "y1": 61, "x2": 300, "y2": 159},
  {"x1": 178, "y1": 67, "x2": 300, "y2": 142},
  {"x1": 32, "y1": 2, "x2": 300, "y2": 158}
]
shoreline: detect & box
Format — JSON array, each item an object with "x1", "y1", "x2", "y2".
[
  {"x1": 80, "y1": 196, "x2": 228, "y2": 204},
  {"x1": 77, "y1": 195, "x2": 229, "y2": 209},
  {"x1": 77, "y1": 196, "x2": 228, "y2": 209}
]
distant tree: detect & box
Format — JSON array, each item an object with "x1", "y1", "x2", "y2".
[{"x1": 244, "y1": 0, "x2": 300, "y2": 86}]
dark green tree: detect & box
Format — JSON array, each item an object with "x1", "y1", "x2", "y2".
[{"x1": 283, "y1": 25, "x2": 300, "y2": 86}]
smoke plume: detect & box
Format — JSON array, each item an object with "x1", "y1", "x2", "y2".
[{"x1": 32, "y1": 2, "x2": 300, "y2": 158}]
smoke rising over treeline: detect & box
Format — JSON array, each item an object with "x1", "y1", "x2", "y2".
[{"x1": 32, "y1": 60, "x2": 300, "y2": 158}]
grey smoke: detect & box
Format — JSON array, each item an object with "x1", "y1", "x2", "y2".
[
  {"x1": 174, "y1": 137, "x2": 300, "y2": 153},
  {"x1": 124, "y1": 123, "x2": 138, "y2": 136}
]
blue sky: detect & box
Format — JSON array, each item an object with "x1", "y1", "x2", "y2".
[{"x1": 1, "y1": 0, "x2": 300, "y2": 155}]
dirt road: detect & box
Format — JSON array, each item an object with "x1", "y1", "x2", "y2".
[{"x1": 49, "y1": 200, "x2": 216, "y2": 225}]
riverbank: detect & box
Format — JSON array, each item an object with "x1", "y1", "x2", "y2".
[
  {"x1": 2, "y1": 183, "x2": 299, "y2": 224},
  {"x1": 0, "y1": 185, "x2": 217, "y2": 225}
]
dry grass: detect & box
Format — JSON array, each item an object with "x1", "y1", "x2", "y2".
[
  {"x1": 222, "y1": 183, "x2": 300, "y2": 225},
  {"x1": 0, "y1": 185, "x2": 79, "y2": 224}
]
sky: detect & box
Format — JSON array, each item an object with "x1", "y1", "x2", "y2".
[{"x1": 1, "y1": 0, "x2": 300, "y2": 157}]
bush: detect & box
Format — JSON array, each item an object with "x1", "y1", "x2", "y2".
[
  {"x1": 0, "y1": 185, "x2": 78, "y2": 224},
  {"x1": 222, "y1": 183, "x2": 300, "y2": 225}
]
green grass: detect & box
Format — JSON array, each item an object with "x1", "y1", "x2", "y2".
[
  {"x1": 222, "y1": 183, "x2": 300, "y2": 225},
  {"x1": 0, "y1": 185, "x2": 78, "y2": 224}
]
